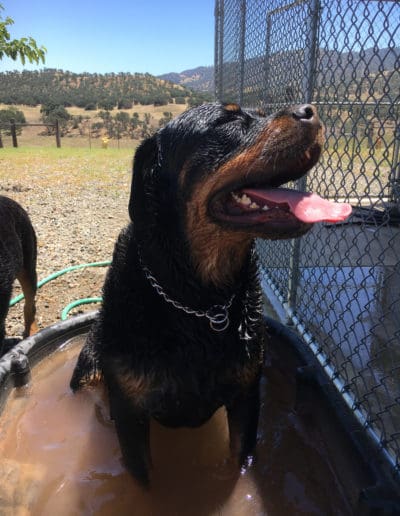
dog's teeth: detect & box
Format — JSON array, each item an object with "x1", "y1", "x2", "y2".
[
  {"x1": 232, "y1": 192, "x2": 261, "y2": 209},
  {"x1": 305, "y1": 149, "x2": 311, "y2": 160},
  {"x1": 262, "y1": 205, "x2": 270, "y2": 211}
]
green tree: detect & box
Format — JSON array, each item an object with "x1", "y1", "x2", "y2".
[
  {"x1": 0, "y1": 106, "x2": 25, "y2": 134},
  {"x1": 114, "y1": 111, "x2": 130, "y2": 138},
  {"x1": 117, "y1": 97, "x2": 133, "y2": 109},
  {"x1": 158, "y1": 111, "x2": 173, "y2": 127},
  {"x1": 0, "y1": 106, "x2": 25, "y2": 124},
  {"x1": 40, "y1": 103, "x2": 70, "y2": 135},
  {"x1": 174, "y1": 96, "x2": 187, "y2": 105},
  {"x1": 84, "y1": 102, "x2": 97, "y2": 111},
  {"x1": 0, "y1": 4, "x2": 46, "y2": 64}
]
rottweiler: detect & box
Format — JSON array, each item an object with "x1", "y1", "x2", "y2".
[
  {"x1": 70, "y1": 102, "x2": 351, "y2": 486},
  {"x1": 0, "y1": 195, "x2": 38, "y2": 353}
]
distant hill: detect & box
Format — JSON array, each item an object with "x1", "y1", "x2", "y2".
[
  {"x1": 0, "y1": 69, "x2": 212, "y2": 108},
  {"x1": 158, "y1": 66, "x2": 214, "y2": 93},
  {"x1": 159, "y1": 46, "x2": 399, "y2": 98},
  {"x1": 1, "y1": 46, "x2": 396, "y2": 109}
]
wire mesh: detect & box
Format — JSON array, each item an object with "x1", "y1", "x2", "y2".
[{"x1": 215, "y1": 0, "x2": 400, "y2": 478}]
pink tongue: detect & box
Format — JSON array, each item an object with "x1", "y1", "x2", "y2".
[{"x1": 243, "y1": 188, "x2": 352, "y2": 223}]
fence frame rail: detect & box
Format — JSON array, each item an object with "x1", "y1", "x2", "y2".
[{"x1": 0, "y1": 119, "x2": 61, "y2": 148}]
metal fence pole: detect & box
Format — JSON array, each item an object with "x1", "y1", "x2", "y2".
[
  {"x1": 263, "y1": 12, "x2": 272, "y2": 109},
  {"x1": 214, "y1": 0, "x2": 220, "y2": 99},
  {"x1": 287, "y1": 0, "x2": 320, "y2": 313},
  {"x1": 214, "y1": 0, "x2": 224, "y2": 100},
  {"x1": 238, "y1": 0, "x2": 246, "y2": 105},
  {"x1": 390, "y1": 122, "x2": 400, "y2": 214}
]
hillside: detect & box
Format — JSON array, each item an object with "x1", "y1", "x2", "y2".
[
  {"x1": 159, "y1": 66, "x2": 214, "y2": 93},
  {"x1": 159, "y1": 46, "x2": 399, "y2": 97},
  {"x1": 0, "y1": 69, "x2": 213, "y2": 109}
]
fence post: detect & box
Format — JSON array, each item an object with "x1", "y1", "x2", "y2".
[
  {"x1": 55, "y1": 120, "x2": 61, "y2": 148},
  {"x1": 0, "y1": 130, "x2": 3, "y2": 149},
  {"x1": 389, "y1": 122, "x2": 400, "y2": 215},
  {"x1": 214, "y1": 0, "x2": 224, "y2": 101},
  {"x1": 214, "y1": 0, "x2": 220, "y2": 100},
  {"x1": 238, "y1": 0, "x2": 246, "y2": 105},
  {"x1": 264, "y1": 13, "x2": 272, "y2": 110},
  {"x1": 10, "y1": 119, "x2": 18, "y2": 148},
  {"x1": 287, "y1": 0, "x2": 320, "y2": 314}
]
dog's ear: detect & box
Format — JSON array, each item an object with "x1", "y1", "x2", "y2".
[{"x1": 129, "y1": 135, "x2": 159, "y2": 223}]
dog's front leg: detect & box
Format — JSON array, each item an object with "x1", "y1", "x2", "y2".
[
  {"x1": 226, "y1": 376, "x2": 260, "y2": 470},
  {"x1": 107, "y1": 379, "x2": 152, "y2": 487},
  {"x1": 70, "y1": 323, "x2": 102, "y2": 391}
]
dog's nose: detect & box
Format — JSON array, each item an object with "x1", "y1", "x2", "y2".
[{"x1": 292, "y1": 104, "x2": 319, "y2": 125}]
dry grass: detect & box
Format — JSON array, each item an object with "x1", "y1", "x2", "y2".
[{"x1": 0, "y1": 146, "x2": 135, "y2": 188}]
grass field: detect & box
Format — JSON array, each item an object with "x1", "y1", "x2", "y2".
[
  {"x1": 0, "y1": 103, "x2": 185, "y2": 190},
  {"x1": 0, "y1": 146, "x2": 135, "y2": 189}
]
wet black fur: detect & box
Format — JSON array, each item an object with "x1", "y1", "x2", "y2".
[
  {"x1": 71, "y1": 102, "x2": 317, "y2": 486},
  {"x1": 0, "y1": 195, "x2": 37, "y2": 353}
]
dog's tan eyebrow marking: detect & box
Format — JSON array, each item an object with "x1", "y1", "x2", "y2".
[{"x1": 224, "y1": 103, "x2": 241, "y2": 112}]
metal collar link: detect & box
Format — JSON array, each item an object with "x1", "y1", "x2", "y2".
[{"x1": 141, "y1": 264, "x2": 235, "y2": 332}]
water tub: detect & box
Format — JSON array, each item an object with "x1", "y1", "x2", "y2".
[{"x1": 0, "y1": 313, "x2": 395, "y2": 515}]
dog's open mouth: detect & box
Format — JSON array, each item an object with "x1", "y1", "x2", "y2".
[{"x1": 211, "y1": 185, "x2": 352, "y2": 228}]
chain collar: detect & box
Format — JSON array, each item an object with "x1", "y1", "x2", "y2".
[{"x1": 140, "y1": 262, "x2": 235, "y2": 332}]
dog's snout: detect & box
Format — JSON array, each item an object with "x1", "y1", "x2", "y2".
[{"x1": 292, "y1": 104, "x2": 319, "y2": 125}]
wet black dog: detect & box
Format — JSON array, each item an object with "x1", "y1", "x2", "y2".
[
  {"x1": 71, "y1": 102, "x2": 350, "y2": 486},
  {"x1": 0, "y1": 196, "x2": 38, "y2": 353}
]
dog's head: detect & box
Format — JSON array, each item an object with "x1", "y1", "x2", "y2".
[{"x1": 130, "y1": 102, "x2": 351, "y2": 285}]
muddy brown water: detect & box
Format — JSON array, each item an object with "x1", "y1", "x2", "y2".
[{"x1": 0, "y1": 335, "x2": 356, "y2": 515}]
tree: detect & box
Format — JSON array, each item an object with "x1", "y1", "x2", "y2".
[
  {"x1": 84, "y1": 102, "x2": 97, "y2": 111},
  {"x1": 158, "y1": 111, "x2": 173, "y2": 127},
  {"x1": 98, "y1": 97, "x2": 115, "y2": 111},
  {"x1": 174, "y1": 96, "x2": 187, "y2": 105},
  {"x1": 0, "y1": 4, "x2": 46, "y2": 64},
  {"x1": 117, "y1": 97, "x2": 133, "y2": 109},
  {"x1": 0, "y1": 107, "x2": 25, "y2": 134},
  {"x1": 0, "y1": 107, "x2": 25, "y2": 124},
  {"x1": 40, "y1": 103, "x2": 70, "y2": 135}
]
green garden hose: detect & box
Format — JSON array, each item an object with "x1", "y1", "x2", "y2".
[
  {"x1": 60, "y1": 297, "x2": 103, "y2": 320},
  {"x1": 9, "y1": 261, "x2": 111, "y2": 320}
]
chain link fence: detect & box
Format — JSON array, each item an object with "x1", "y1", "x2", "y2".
[{"x1": 215, "y1": 0, "x2": 400, "y2": 480}]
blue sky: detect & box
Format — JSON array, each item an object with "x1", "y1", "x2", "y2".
[{"x1": 0, "y1": 0, "x2": 216, "y2": 75}]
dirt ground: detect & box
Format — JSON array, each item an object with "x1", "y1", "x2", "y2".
[{"x1": 1, "y1": 148, "x2": 133, "y2": 341}]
